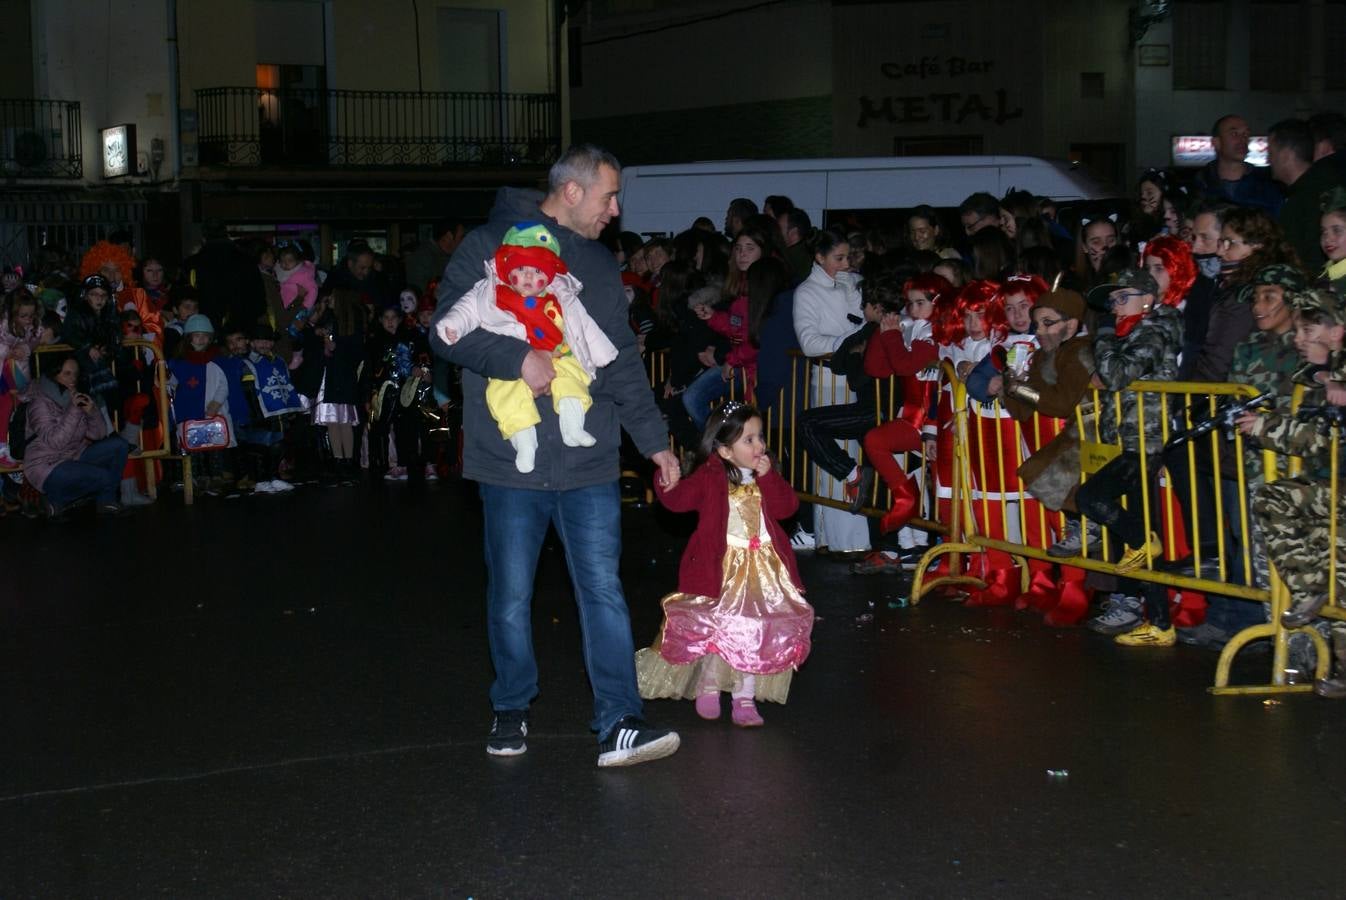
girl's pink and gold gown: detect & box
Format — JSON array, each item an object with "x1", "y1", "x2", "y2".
[{"x1": 636, "y1": 480, "x2": 813, "y2": 704}]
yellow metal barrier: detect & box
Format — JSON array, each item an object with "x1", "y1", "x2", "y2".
[
  {"x1": 901, "y1": 367, "x2": 1334, "y2": 694},
  {"x1": 648, "y1": 341, "x2": 1344, "y2": 694}
]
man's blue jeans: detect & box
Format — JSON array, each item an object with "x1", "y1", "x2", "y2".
[
  {"x1": 478, "y1": 480, "x2": 643, "y2": 741},
  {"x1": 43, "y1": 436, "x2": 128, "y2": 509}
]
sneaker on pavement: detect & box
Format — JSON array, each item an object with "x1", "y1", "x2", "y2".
[
  {"x1": 424, "y1": 464, "x2": 439, "y2": 482},
  {"x1": 790, "y1": 527, "x2": 817, "y2": 553},
  {"x1": 486, "y1": 709, "x2": 529, "y2": 757},
  {"x1": 384, "y1": 466, "x2": 408, "y2": 482},
  {"x1": 1115, "y1": 623, "x2": 1177, "y2": 647},
  {"x1": 597, "y1": 716, "x2": 680, "y2": 768},
  {"x1": 850, "y1": 550, "x2": 903, "y2": 575},
  {"x1": 270, "y1": 478, "x2": 296, "y2": 492},
  {"x1": 1087, "y1": 594, "x2": 1143, "y2": 635},
  {"x1": 253, "y1": 480, "x2": 277, "y2": 494}
]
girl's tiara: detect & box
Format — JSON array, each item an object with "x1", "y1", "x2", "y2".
[{"x1": 719, "y1": 401, "x2": 744, "y2": 416}]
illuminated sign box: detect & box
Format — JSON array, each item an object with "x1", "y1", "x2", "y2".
[
  {"x1": 1171, "y1": 135, "x2": 1268, "y2": 168},
  {"x1": 101, "y1": 124, "x2": 137, "y2": 178}
]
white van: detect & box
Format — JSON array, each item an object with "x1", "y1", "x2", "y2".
[{"x1": 616, "y1": 155, "x2": 1113, "y2": 237}]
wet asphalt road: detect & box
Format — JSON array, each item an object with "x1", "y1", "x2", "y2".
[{"x1": 2, "y1": 476, "x2": 1344, "y2": 898}]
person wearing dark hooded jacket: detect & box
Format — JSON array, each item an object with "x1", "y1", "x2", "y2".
[{"x1": 432, "y1": 144, "x2": 681, "y2": 768}]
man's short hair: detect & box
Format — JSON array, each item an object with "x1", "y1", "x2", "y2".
[
  {"x1": 784, "y1": 207, "x2": 813, "y2": 236},
  {"x1": 1309, "y1": 112, "x2": 1346, "y2": 154},
  {"x1": 431, "y1": 220, "x2": 464, "y2": 241},
  {"x1": 1192, "y1": 200, "x2": 1235, "y2": 227},
  {"x1": 958, "y1": 192, "x2": 1001, "y2": 219},
  {"x1": 547, "y1": 144, "x2": 622, "y2": 194},
  {"x1": 765, "y1": 194, "x2": 794, "y2": 214},
  {"x1": 1269, "y1": 118, "x2": 1314, "y2": 165},
  {"x1": 1211, "y1": 113, "x2": 1243, "y2": 138},
  {"x1": 727, "y1": 198, "x2": 759, "y2": 221}
]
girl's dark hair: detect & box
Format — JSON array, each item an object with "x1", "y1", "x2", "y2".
[
  {"x1": 726, "y1": 226, "x2": 773, "y2": 301},
  {"x1": 746, "y1": 257, "x2": 790, "y2": 347},
  {"x1": 43, "y1": 351, "x2": 80, "y2": 386},
  {"x1": 1221, "y1": 207, "x2": 1303, "y2": 287},
  {"x1": 1014, "y1": 217, "x2": 1054, "y2": 252},
  {"x1": 655, "y1": 258, "x2": 705, "y2": 333},
  {"x1": 911, "y1": 249, "x2": 943, "y2": 273},
  {"x1": 906, "y1": 205, "x2": 947, "y2": 251},
  {"x1": 694, "y1": 402, "x2": 763, "y2": 486},
  {"x1": 1016, "y1": 246, "x2": 1062, "y2": 284},
  {"x1": 809, "y1": 225, "x2": 849, "y2": 261},
  {"x1": 330, "y1": 287, "x2": 369, "y2": 337},
  {"x1": 970, "y1": 227, "x2": 1016, "y2": 280}
]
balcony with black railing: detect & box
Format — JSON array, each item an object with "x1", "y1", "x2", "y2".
[
  {"x1": 1, "y1": 99, "x2": 83, "y2": 179},
  {"x1": 195, "y1": 87, "x2": 560, "y2": 170}
]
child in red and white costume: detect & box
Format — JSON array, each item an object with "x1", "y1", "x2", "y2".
[
  {"x1": 969, "y1": 275, "x2": 1087, "y2": 619},
  {"x1": 861, "y1": 273, "x2": 950, "y2": 535}
]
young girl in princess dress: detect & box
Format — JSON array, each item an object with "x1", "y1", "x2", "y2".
[{"x1": 635, "y1": 403, "x2": 813, "y2": 727}]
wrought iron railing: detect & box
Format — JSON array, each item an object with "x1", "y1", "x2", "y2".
[
  {"x1": 0, "y1": 99, "x2": 82, "y2": 179},
  {"x1": 195, "y1": 87, "x2": 560, "y2": 169}
]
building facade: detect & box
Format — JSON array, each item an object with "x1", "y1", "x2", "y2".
[
  {"x1": 2, "y1": 0, "x2": 567, "y2": 270},
  {"x1": 571, "y1": 0, "x2": 1341, "y2": 194}
]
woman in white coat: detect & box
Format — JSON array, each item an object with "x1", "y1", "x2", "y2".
[{"x1": 792, "y1": 226, "x2": 870, "y2": 553}]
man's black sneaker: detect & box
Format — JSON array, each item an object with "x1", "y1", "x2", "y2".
[
  {"x1": 486, "y1": 709, "x2": 528, "y2": 757},
  {"x1": 597, "y1": 715, "x2": 680, "y2": 768}
]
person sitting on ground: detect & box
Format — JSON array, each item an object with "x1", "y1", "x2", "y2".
[
  {"x1": 23, "y1": 353, "x2": 133, "y2": 518},
  {"x1": 1074, "y1": 267, "x2": 1183, "y2": 647}
]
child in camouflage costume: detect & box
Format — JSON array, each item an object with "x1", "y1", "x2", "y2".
[
  {"x1": 1075, "y1": 268, "x2": 1184, "y2": 647},
  {"x1": 1237, "y1": 287, "x2": 1346, "y2": 698}
]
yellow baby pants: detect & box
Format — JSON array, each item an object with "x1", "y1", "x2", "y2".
[{"x1": 485, "y1": 353, "x2": 593, "y2": 439}]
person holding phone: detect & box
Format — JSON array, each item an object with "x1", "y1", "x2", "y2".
[{"x1": 22, "y1": 352, "x2": 133, "y2": 518}]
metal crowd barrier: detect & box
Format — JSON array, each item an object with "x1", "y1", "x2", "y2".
[
  {"x1": 4, "y1": 340, "x2": 177, "y2": 500},
  {"x1": 909, "y1": 373, "x2": 1337, "y2": 695},
  {"x1": 643, "y1": 347, "x2": 1344, "y2": 695}
]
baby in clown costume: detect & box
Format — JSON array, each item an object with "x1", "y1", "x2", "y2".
[{"x1": 437, "y1": 222, "x2": 618, "y2": 473}]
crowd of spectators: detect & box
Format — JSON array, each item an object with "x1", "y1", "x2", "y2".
[
  {"x1": 5, "y1": 110, "x2": 1346, "y2": 689},
  {"x1": 0, "y1": 221, "x2": 458, "y2": 518},
  {"x1": 609, "y1": 110, "x2": 1346, "y2": 683}
]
